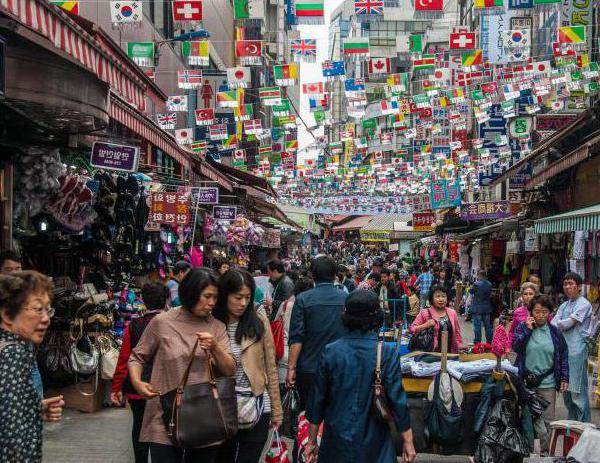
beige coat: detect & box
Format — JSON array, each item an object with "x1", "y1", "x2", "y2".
[{"x1": 239, "y1": 313, "x2": 283, "y2": 423}]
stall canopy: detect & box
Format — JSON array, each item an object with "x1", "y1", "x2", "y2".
[
  {"x1": 333, "y1": 216, "x2": 373, "y2": 232},
  {"x1": 534, "y1": 204, "x2": 600, "y2": 234},
  {"x1": 360, "y1": 214, "x2": 411, "y2": 242}
]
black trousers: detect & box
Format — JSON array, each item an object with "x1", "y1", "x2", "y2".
[
  {"x1": 217, "y1": 414, "x2": 271, "y2": 463},
  {"x1": 294, "y1": 372, "x2": 316, "y2": 463},
  {"x1": 149, "y1": 443, "x2": 218, "y2": 463},
  {"x1": 129, "y1": 399, "x2": 149, "y2": 463}
]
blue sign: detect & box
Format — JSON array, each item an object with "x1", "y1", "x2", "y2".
[
  {"x1": 91, "y1": 142, "x2": 139, "y2": 172},
  {"x1": 508, "y1": 0, "x2": 533, "y2": 9},
  {"x1": 430, "y1": 179, "x2": 461, "y2": 210}
]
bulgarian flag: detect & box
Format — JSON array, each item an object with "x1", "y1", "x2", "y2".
[
  {"x1": 462, "y1": 49, "x2": 483, "y2": 66},
  {"x1": 343, "y1": 38, "x2": 370, "y2": 58},
  {"x1": 558, "y1": 26, "x2": 586, "y2": 43},
  {"x1": 413, "y1": 54, "x2": 436, "y2": 71},
  {"x1": 474, "y1": 0, "x2": 502, "y2": 7},
  {"x1": 295, "y1": 0, "x2": 324, "y2": 24}
]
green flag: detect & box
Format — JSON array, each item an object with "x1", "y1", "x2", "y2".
[
  {"x1": 409, "y1": 35, "x2": 424, "y2": 53},
  {"x1": 314, "y1": 110, "x2": 326, "y2": 124},
  {"x1": 234, "y1": 0, "x2": 249, "y2": 19},
  {"x1": 127, "y1": 42, "x2": 154, "y2": 67},
  {"x1": 362, "y1": 118, "x2": 376, "y2": 129}
]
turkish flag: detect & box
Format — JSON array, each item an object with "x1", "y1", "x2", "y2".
[
  {"x1": 418, "y1": 107, "x2": 433, "y2": 118},
  {"x1": 235, "y1": 40, "x2": 262, "y2": 57},
  {"x1": 480, "y1": 82, "x2": 498, "y2": 94},
  {"x1": 415, "y1": 0, "x2": 443, "y2": 10}
]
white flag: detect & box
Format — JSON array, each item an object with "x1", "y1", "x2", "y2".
[
  {"x1": 110, "y1": 1, "x2": 142, "y2": 23},
  {"x1": 175, "y1": 128, "x2": 193, "y2": 145}
]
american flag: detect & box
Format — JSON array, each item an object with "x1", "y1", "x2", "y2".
[
  {"x1": 290, "y1": 39, "x2": 317, "y2": 57},
  {"x1": 178, "y1": 70, "x2": 203, "y2": 88},
  {"x1": 354, "y1": 0, "x2": 383, "y2": 15}
]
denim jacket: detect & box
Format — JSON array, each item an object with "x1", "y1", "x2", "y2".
[{"x1": 512, "y1": 321, "x2": 569, "y2": 390}]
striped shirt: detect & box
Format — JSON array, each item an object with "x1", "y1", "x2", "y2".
[{"x1": 227, "y1": 322, "x2": 271, "y2": 413}]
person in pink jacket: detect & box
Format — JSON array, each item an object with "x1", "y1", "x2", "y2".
[
  {"x1": 410, "y1": 285, "x2": 463, "y2": 353},
  {"x1": 508, "y1": 282, "x2": 539, "y2": 345}
]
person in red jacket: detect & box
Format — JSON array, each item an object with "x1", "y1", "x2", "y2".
[{"x1": 111, "y1": 282, "x2": 167, "y2": 463}]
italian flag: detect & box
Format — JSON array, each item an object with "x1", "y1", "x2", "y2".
[
  {"x1": 295, "y1": 0, "x2": 324, "y2": 16},
  {"x1": 343, "y1": 38, "x2": 370, "y2": 56},
  {"x1": 474, "y1": 0, "x2": 502, "y2": 7}
]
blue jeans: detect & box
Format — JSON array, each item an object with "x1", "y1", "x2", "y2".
[
  {"x1": 564, "y1": 389, "x2": 591, "y2": 423},
  {"x1": 473, "y1": 313, "x2": 492, "y2": 344}
]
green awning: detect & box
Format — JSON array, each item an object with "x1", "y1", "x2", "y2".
[{"x1": 534, "y1": 204, "x2": 600, "y2": 234}]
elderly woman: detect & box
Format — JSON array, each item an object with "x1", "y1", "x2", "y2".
[
  {"x1": 129, "y1": 268, "x2": 235, "y2": 463},
  {"x1": 305, "y1": 290, "x2": 416, "y2": 463},
  {"x1": 0, "y1": 271, "x2": 64, "y2": 462}
]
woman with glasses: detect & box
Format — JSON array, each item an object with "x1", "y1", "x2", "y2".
[{"x1": 0, "y1": 271, "x2": 65, "y2": 462}]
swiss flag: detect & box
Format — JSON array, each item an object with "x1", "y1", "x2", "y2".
[
  {"x1": 368, "y1": 57, "x2": 391, "y2": 75},
  {"x1": 235, "y1": 40, "x2": 262, "y2": 57},
  {"x1": 415, "y1": 0, "x2": 443, "y2": 10},
  {"x1": 172, "y1": 1, "x2": 202, "y2": 20},
  {"x1": 449, "y1": 32, "x2": 476, "y2": 50}
]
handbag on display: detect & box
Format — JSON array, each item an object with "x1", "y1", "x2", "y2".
[
  {"x1": 236, "y1": 386, "x2": 265, "y2": 430},
  {"x1": 408, "y1": 309, "x2": 435, "y2": 352},
  {"x1": 160, "y1": 340, "x2": 237, "y2": 448},
  {"x1": 97, "y1": 335, "x2": 120, "y2": 381},
  {"x1": 69, "y1": 335, "x2": 99, "y2": 377}
]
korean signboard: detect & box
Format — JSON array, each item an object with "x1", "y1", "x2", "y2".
[
  {"x1": 412, "y1": 193, "x2": 432, "y2": 212},
  {"x1": 413, "y1": 212, "x2": 436, "y2": 232},
  {"x1": 430, "y1": 179, "x2": 461, "y2": 210},
  {"x1": 194, "y1": 187, "x2": 219, "y2": 205},
  {"x1": 150, "y1": 192, "x2": 191, "y2": 225},
  {"x1": 213, "y1": 206, "x2": 237, "y2": 221},
  {"x1": 460, "y1": 201, "x2": 512, "y2": 221},
  {"x1": 562, "y1": 0, "x2": 593, "y2": 44},
  {"x1": 91, "y1": 142, "x2": 139, "y2": 172}
]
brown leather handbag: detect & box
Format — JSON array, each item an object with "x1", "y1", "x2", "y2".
[
  {"x1": 160, "y1": 340, "x2": 238, "y2": 448},
  {"x1": 372, "y1": 340, "x2": 394, "y2": 424}
]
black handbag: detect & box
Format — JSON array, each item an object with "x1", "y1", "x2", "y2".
[
  {"x1": 524, "y1": 367, "x2": 554, "y2": 390},
  {"x1": 160, "y1": 340, "x2": 238, "y2": 448},
  {"x1": 408, "y1": 309, "x2": 434, "y2": 352},
  {"x1": 425, "y1": 373, "x2": 464, "y2": 446}
]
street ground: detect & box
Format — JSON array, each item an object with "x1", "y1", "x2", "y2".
[{"x1": 43, "y1": 317, "x2": 599, "y2": 462}]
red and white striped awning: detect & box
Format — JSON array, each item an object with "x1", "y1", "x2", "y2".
[
  {"x1": 0, "y1": 0, "x2": 146, "y2": 111},
  {"x1": 110, "y1": 94, "x2": 191, "y2": 169}
]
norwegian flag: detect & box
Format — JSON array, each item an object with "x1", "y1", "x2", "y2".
[
  {"x1": 156, "y1": 112, "x2": 177, "y2": 129},
  {"x1": 195, "y1": 108, "x2": 215, "y2": 126},
  {"x1": 368, "y1": 57, "x2": 391, "y2": 75},
  {"x1": 354, "y1": 0, "x2": 383, "y2": 15},
  {"x1": 178, "y1": 70, "x2": 203, "y2": 89},
  {"x1": 449, "y1": 32, "x2": 476, "y2": 50},
  {"x1": 302, "y1": 82, "x2": 324, "y2": 94},
  {"x1": 209, "y1": 124, "x2": 228, "y2": 140},
  {"x1": 290, "y1": 39, "x2": 317, "y2": 57},
  {"x1": 244, "y1": 119, "x2": 262, "y2": 135}
]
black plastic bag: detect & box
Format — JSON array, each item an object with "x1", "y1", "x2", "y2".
[
  {"x1": 425, "y1": 374, "x2": 464, "y2": 446},
  {"x1": 528, "y1": 392, "x2": 551, "y2": 419},
  {"x1": 474, "y1": 399, "x2": 529, "y2": 463},
  {"x1": 281, "y1": 386, "x2": 301, "y2": 439}
]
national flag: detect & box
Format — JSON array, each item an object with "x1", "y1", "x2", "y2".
[
  {"x1": 409, "y1": 35, "x2": 424, "y2": 53},
  {"x1": 343, "y1": 38, "x2": 370, "y2": 56},
  {"x1": 387, "y1": 73, "x2": 408, "y2": 91},
  {"x1": 504, "y1": 30, "x2": 530, "y2": 49},
  {"x1": 449, "y1": 32, "x2": 476, "y2": 50},
  {"x1": 480, "y1": 82, "x2": 498, "y2": 95},
  {"x1": 233, "y1": 149, "x2": 246, "y2": 160},
  {"x1": 166, "y1": 95, "x2": 188, "y2": 111},
  {"x1": 145, "y1": 69, "x2": 155, "y2": 81},
  {"x1": 558, "y1": 26, "x2": 585, "y2": 44},
  {"x1": 474, "y1": 0, "x2": 502, "y2": 7},
  {"x1": 258, "y1": 145, "x2": 272, "y2": 156},
  {"x1": 177, "y1": 70, "x2": 203, "y2": 89},
  {"x1": 126, "y1": 42, "x2": 154, "y2": 67},
  {"x1": 413, "y1": 54, "x2": 436, "y2": 71},
  {"x1": 302, "y1": 82, "x2": 324, "y2": 94},
  {"x1": 233, "y1": 0, "x2": 249, "y2": 19},
  {"x1": 415, "y1": 0, "x2": 443, "y2": 10},
  {"x1": 156, "y1": 112, "x2": 177, "y2": 129},
  {"x1": 235, "y1": 40, "x2": 262, "y2": 57},
  {"x1": 273, "y1": 64, "x2": 298, "y2": 85},
  {"x1": 195, "y1": 108, "x2": 215, "y2": 125},
  {"x1": 52, "y1": 1, "x2": 79, "y2": 14},
  {"x1": 273, "y1": 99, "x2": 291, "y2": 116},
  {"x1": 233, "y1": 104, "x2": 253, "y2": 121},
  {"x1": 227, "y1": 67, "x2": 251, "y2": 88},
  {"x1": 221, "y1": 134, "x2": 239, "y2": 149},
  {"x1": 461, "y1": 49, "x2": 483, "y2": 66},
  {"x1": 380, "y1": 100, "x2": 399, "y2": 115},
  {"x1": 216, "y1": 90, "x2": 240, "y2": 108},
  {"x1": 368, "y1": 57, "x2": 391, "y2": 75},
  {"x1": 286, "y1": 140, "x2": 299, "y2": 151},
  {"x1": 191, "y1": 140, "x2": 207, "y2": 152},
  {"x1": 244, "y1": 119, "x2": 263, "y2": 134},
  {"x1": 344, "y1": 78, "x2": 366, "y2": 92},
  {"x1": 431, "y1": 68, "x2": 451, "y2": 84},
  {"x1": 309, "y1": 95, "x2": 328, "y2": 111},
  {"x1": 533, "y1": 0, "x2": 559, "y2": 3},
  {"x1": 354, "y1": 0, "x2": 384, "y2": 15},
  {"x1": 322, "y1": 60, "x2": 345, "y2": 77},
  {"x1": 259, "y1": 86, "x2": 282, "y2": 105},
  {"x1": 295, "y1": 0, "x2": 324, "y2": 17},
  {"x1": 290, "y1": 39, "x2": 317, "y2": 57},
  {"x1": 577, "y1": 54, "x2": 589, "y2": 69},
  {"x1": 181, "y1": 41, "x2": 209, "y2": 66},
  {"x1": 110, "y1": 1, "x2": 142, "y2": 23},
  {"x1": 172, "y1": 0, "x2": 202, "y2": 21},
  {"x1": 175, "y1": 128, "x2": 193, "y2": 145},
  {"x1": 532, "y1": 61, "x2": 552, "y2": 74},
  {"x1": 209, "y1": 124, "x2": 228, "y2": 140}
]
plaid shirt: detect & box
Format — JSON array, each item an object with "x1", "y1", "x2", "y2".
[{"x1": 416, "y1": 271, "x2": 434, "y2": 294}]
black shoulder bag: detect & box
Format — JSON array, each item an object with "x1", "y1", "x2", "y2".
[{"x1": 408, "y1": 309, "x2": 435, "y2": 352}]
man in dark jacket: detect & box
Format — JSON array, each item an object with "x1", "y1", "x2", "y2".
[
  {"x1": 338, "y1": 264, "x2": 356, "y2": 293},
  {"x1": 470, "y1": 269, "x2": 493, "y2": 343},
  {"x1": 266, "y1": 259, "x2": 295, "y2": 321},
  {"x1": 378, "y1": 269, "x2": 400, "y2": 324},
  {"x1": 287, "y1": 256, "x2": 347, "y2": 408}
]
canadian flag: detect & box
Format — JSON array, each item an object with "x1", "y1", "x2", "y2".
[
  {"x1": 368, "y1": 57, "x2": 391, "y2": 75},
  {"x1": 449, "y1": 32, "x2": 476, "y2": 50},
  {"x1": 302, "y1": 82, "x2": 324, "y2": 94}
]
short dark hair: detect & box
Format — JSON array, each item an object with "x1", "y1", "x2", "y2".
[
  {"x1": 213, "y1": 269, "x2": 264, "y2": 343},
  {"x1": 528, "y1": 294, "x2": 554, "y2": 313},
  {"x1": 381, "y1": 269, "x2": 391, "y2": 277},
  {"x1": 0, "y1": 251, "x2": 21, "y2": 267},
  {"x1": 0, "y1": 271, "x2": 53, "y2": 320},
  {"x1": 178, "y1": 268, "x2": 219, "y2": 312},
  {"x1": 337, "y1": 264, "x2": 348, "y2": 276},
  {"x1": 311, "y1": 256, "x2": 337, "y2": 282},
  {"x1": 267, "y1": 259, "x2": 285, "y2": 274},
  {"x1": 141, "y1": 282, "x2": 167, "y2": 311},
  {"x1": 173, "y1": 260, "x2": 191, "y2": 275},
  {"x1": 563, "y1": 272, "x2": 583, "y2": 286},
  {"x1": 428, "y1": 285, "x2": 449, "y2": 305},
  {"x1": 368, "y1": 272, "x2": 381, "y2": 283},
  {"x1": 294, "y1": 276, "x2": 314, "y2": 296},
  {"x1": 342, "y1": 290, "x2": 383, "y2": 332}
]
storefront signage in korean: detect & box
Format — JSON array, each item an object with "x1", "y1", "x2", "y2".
[
  {"x1": 412, "y1": 193, "x2": 432, "y2": 212},
  {"x1": 413, "y1": 212, "x2": 436, "y2": 232},
  {"x1": 508, "y1": 116, "x2": 535, "y2": 139},
  {"x1": 430, "y1": 179, "x2": 461, "y2": 210},
  {"x1": 91, "y1": 142, "x2": 139, "y2": 172},
  {"x1": 150, "y1": 192, "x2": 191, "y2": 225},
  {"x1": 460, "y1": 201, "x2": 512, "y2": 221},
  {"x1": 213, "y1": 206, "x2": 237, "y2": 221},
  {"x1": 195, "y1": 187, "x2": 219, "y2": 204},
  {"x1": 360, "y1": 230, "x2": 390, "y2": 242},
  {"x1": 535, "y1": 114, "x2": 578, "y2": 133}
]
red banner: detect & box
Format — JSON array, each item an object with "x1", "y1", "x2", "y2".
[
  {"x1": 413, "y1": 211, "x2": 435, "y2": 231},
  {"x1": 150, "y1": 192, "x2": 191, "y2": 225}
]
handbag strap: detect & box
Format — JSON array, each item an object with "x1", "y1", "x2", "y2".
[
  {"x1": 375, "y1": 340, "x2": 383, "y2": 385},
  {"x1": 176, "y1": 340, "x2": 217, "y2": 391}
]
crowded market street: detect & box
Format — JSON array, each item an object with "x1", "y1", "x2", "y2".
[{"x1": 1, "y1": 0, "x2": 600, "y2": 462}]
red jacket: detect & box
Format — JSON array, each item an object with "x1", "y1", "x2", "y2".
[{"x1": 111, "y1": 326, "x2": 144, "y2": 400}]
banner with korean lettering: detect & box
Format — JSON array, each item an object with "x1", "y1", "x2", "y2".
[
  {"x1": 150, "y1": 192, "x2": 191, "y2": 225},
  {"x1": 460, "y1": 201, "x2": 512, "y2": 221},
  {"x1": 430, "y1": 179, "x2": 461, "y2": 210},
  {"x1": 413, "y1": 212, "x2": 435, "y2": 231}
]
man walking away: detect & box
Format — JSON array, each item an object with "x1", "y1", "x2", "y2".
[
  {"x1": 470, "y1": 269, "x2": 493, "y2": 343},
  {"x1": 415, "y1": 266, "x2": 434, "y2": 308},
  {"x1": 267, "y1": 259, "x2": 295, "y2": 321}
]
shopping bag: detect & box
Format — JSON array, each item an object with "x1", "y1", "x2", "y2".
[
  {"x1": 265, "y1": 430, "x2": 290, "y2": 463},
  {"x1": 271, "y1": 318, "x2": 285, "y2": 361},
  {"x1": 297, "y1": 411, "x2": 323, "y2": 463},
  {"x1": 281, "y1": 386, "x2": 300, "y2": 439}
]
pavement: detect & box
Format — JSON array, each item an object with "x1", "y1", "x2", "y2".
[{"x1": 42, "y1": 316, "x2": 599, "y2": 462}]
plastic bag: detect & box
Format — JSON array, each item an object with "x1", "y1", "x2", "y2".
[
  {"x1": 265, "y1": 430, "x2": 290, "y2": 463},
  {"x1": 474, "y1": 399, "x2": 529, "y2": 463},
  {"x1": 297, "y1": 411, "x2": 323, "y2": 463},
  {"x1": 281, "y1": 386, "x2": 300, "y2": 439},
  {"x1": 528, "y1": 392, "x2": 550, "y2": 419}
]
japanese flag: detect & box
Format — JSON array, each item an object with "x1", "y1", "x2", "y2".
[
  {"x1": 533, "y1": 61, "x2": 552, "y2": 75},
  {"x1": 227, "y1": 67, "x2": 251, "y2": 88},
  {"x1": 175, "y1": 128, "x2": 193, "y2": 145}
]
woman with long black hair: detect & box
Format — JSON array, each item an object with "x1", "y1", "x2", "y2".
[{"x1": 213, "y1": 269, "x2": 282, "y2": 463}]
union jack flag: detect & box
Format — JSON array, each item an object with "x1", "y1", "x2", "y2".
[
  {"x1": 177, "y1": 70, "x2": 203, "y2": 89},
  {"x1": 290, "y1": 39, "x2": 317, "y2": 56},
  {"x1": 354, "y1": 0, "x2": 383, "y2": 15},
  {"x1": 156, "y1": 112, "x2": 177, "y2": 129}
]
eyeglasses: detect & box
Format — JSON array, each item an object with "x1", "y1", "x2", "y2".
[{"x1": 26, "y1": 306, "x2": 55, "y2": 318}]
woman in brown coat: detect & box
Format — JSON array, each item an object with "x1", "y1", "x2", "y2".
[
  {"x1": 128, "y1": 268, "x2": 235, "y2": 463},
  {"x1": 213, "y1": 269, "x2": 283, "y2": 463}
]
